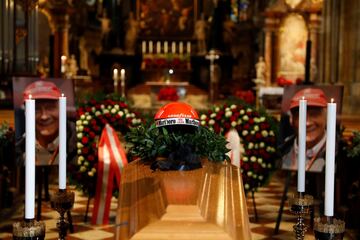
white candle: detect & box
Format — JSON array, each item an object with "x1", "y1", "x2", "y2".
[
  {"x1": 59, "y1": 94, "x2": 67, "y2": 190},
  {"x1": 120, "y1": 69, "x2": 125, "y2": 97},
  {"x1": 149, "y1": 41, "x2": 153, "y2": 54},
  {"x1": 156, "y1": 41, "x2": 161, "y2": 54},
  {"x1": 179, "y1": 42, "x2": 183, "y2": 54},
  {"x1": 164, "y1": 41, "x2": 168, "y2": 54},
  {"x1": 25, "y1": 95, "x2": 35, "y2": 219},
  {"x1": 297, "y1": 97, "x2": 307, "y2": 192},
  {"x1": 325, "y1": 98, "x2": 337, "y2": 216},
  {"x1": 142, "y1": 41, "x2": 146, "y2": 54},
  {"x1": 187, "y1": 41, "x2": 191, "y2": 54},
  {"x1": 61, "y1": 55, "x2": 67, "y2": 73},
  {"x1": 113, "y1": 68, "x2": 118, "y2": 84},
  {"x1": 172, "y1": 42, "x2": 176, "y2": 54}
]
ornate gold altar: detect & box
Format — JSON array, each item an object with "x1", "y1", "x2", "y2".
[{"x1": 115, "y1": 160, "x2": 251, "y2": 240}]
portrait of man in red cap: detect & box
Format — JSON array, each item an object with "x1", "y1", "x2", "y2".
[
  {"x1": 14, "y1": 79, "x2": 76, "y2": 166},
  {"x1": 281, "y1": 88, "x2": 330, "y2": 172}
]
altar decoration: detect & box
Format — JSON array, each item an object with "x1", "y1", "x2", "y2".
[
  {"x1": 157, "y1": 86, "x2": 179, "y2": 101},
  {"x1": 200, "y1": 103, "x2": 278, "y2": 192},
  {"x1": 70, "y1": 98, "x2": 142, "y2": 196},
  {"x1": 142, "y1": 54, "x2": 190, "y2": 70}
]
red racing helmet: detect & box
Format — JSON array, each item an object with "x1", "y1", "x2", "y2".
[{"x1": 154, "y1": 102, "x2": 200, "y2": 127}]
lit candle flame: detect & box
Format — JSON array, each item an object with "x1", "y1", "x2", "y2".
[
  {"x1": 302, "y1": 96, "x2": 305, "y2": 100},
  {"x1": 61, "y1": 93, "x2": 65, "y2": 97},
  {"x1": 29, "y1": 94, "x2": 32, "y2": 100},
  {"x1": 331, "y1": 98, "x2": 334, "y2": 103}
]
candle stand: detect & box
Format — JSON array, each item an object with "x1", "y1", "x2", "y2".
[
  {"x1": 289, "y1": 192, "x2": 313, "y2": 240},
  {"x1": 314, "y1": 216, "x2": 345, "y2": 240},
  {"x1": 50, "y1": 189, "x2": 75, "y2": 240},
  {"x1": 13, "y1": 219, "x2": 45, "y2": 240}
]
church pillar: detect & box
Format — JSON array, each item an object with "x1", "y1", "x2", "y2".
[
  {"x1": 264, "y1": 18, "x2": 277, "y2": 86},
  {"x1": 308, "y1": 13, "x2": 321, "y2": 81},
  {"x1": 42, "y1": 0, "x2": 71, "y2": 78}
]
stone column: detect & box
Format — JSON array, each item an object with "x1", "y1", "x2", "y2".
[
  {"x1": 264, "y1": 17, "x2": 277, "y2": 86},
  {"x1": 308, "y1": 13, "x2": 321, "y2": 82}
]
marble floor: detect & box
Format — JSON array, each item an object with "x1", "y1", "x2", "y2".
[{"x1": 0, "y1": 171, "x2": 358, "y2": 240}]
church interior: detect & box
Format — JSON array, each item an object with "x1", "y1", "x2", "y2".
[{"x1": 0, "y1": 0, "x2": 360, "y2": 239}]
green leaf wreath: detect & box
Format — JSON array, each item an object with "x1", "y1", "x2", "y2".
[{"x1": 125, "y1": 124, "x2": 230, "y2": 171}]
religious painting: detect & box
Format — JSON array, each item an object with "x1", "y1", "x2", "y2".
[
  {"x1": 279, "y1": 85, "x2": 343, "y2": 172},
  {"x1": 12, "y1": 77, "x2": 76, "y2": 166},
  {"x1": 278, "y1": 14, "x2": 307, "y2": 83},
  {"x1": 137, "y1": 0, "x2": 197, "y2": 38}
]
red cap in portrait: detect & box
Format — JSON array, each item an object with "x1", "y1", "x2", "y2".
[
  {"x1": 289, "y1": 88, "x2": 328, "y2": 109},
  {"x1": 23, "y1": 80, "x2": 61, "y2": 100}
]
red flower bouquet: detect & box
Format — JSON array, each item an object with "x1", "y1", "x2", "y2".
[{"x1": 157, "y1": 87, "x2": 179, "y2": 101}]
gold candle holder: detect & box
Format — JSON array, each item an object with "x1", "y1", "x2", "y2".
[
  {"x1": 314, "y1": 216, "x2": 345, "y2": 240},
  {"x1": 289, "y1": 192, "x2": 313, "y2": 240},
  {"x1": 50, "y1": 189, "x2": 75, "y2": 240},
  {"x1": 13, "y1": 218, "x2": 45, "y2": 239}
]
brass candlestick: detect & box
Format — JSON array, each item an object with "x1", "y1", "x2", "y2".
[
  {"x1": 50, "y1": 189, "x2": 75, "y2": 240},
  {"x1": 289, "y1": 192, "x2": 313, "y2": 240},
  {"x1": 13, "y1": 218, "x2": 45, "y2": 240},
  {"x1": 314, "y1": 216, "x2": 345, "y2": 240}
]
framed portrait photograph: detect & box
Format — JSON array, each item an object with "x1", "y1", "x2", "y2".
[
  {"x1": 137, "y1": 0, "x2": 197, "y2": 38},
  {"x1": 12, "y1": 77, "x2": 76, "y2": 166},
  {"x1": 279, "y1": 85, "x2": 343, "y2": 172}
]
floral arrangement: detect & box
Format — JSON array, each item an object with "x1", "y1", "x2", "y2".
[
  {"x1": 0, "y1": 122, "x2": 14, "y2": 146},
  {"x1": 70, "y1": 98, "x2": 142, "y2": 196},
  {"x1": 234, "y1": 90, "x2": 255, "y2": 105},
  {"x1": 126, "y1": 124, "x2": 230, "y2": 171},
  {"x1": 157, "y1": 86, "x2": 179, "y2": 101},
  {"x1": 276, "y1": 76, "x2": 294, "y2": 87},
  {"x1": 200, "y1": 103, "x2": 278, "y2": 192},
  {"x1": 142, "y1": 54, "x2": 189, "y2": 69}
]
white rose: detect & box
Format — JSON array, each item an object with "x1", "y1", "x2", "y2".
[
  {"x1": 91, "y1": 107, "x2": 96, "y2": 112},
  {"x1": 254, "y1": 125, "x2": 259, "y2": 131},
  {"x1": 126, "y1": 113, "x2": 131, "y2": 118},
  {"x1": 95, "y1": 111, "x2": 101, "y2": 116},
  {"x1": 257, "y1": 158, "x2": 263, "y2": 163},
  {"x1": 200, "y1": 114, "x2": 207, "y2": 120},
  {"x1": 86, "y1": 115, "x2": 92, "y2": 120},
  {"x1": 88, "y1": 171, "x2": 94, "y2": 177},
  {"x1": 244, "y1": 184, "x2": 250, "y2": 190},
  {"x1": 267, "y1": 163, "x2": 272, "y2": 168},
  {"x1": 247, "y1": 171, "x2": 253, "y2": 176},
  {"x1": 78, "y1": 156, "x2": 84, "y2": 162},
  {"x1": 77, "y1": 158, "x2": 83, "y2": 165},
  {"x1": 80, "y1": 114, "x2": 85, "y2": 120},
  {"x1": 242, "y1": 130, "x2": 248, "y2": 136},
  {"x1": 250, "y1": 130, "x2": 255, "y2": 135},
  {"x1": 102, "y1": 109, "x2": 109, "y2": 114},
  {"x1": 118, "y1": 111, "x2": 124, "y2": 117},
  {"x1": 254, "y1": 144, "x2": 259, "y2": 149},
  {"x1": 248, "y1": 143, "x2": 254, "y2": 149},
  {"x1": 107, "y1": 105, "x2": 112, "y2": 109},
  {"x1": 253, "y1": 174, "x2": 258, "y2": 179},
  {"x1": 246, "y1": 108, "x2": 252, "y2": 113},
  {"x1": 91, "y1": 168, "x2": 97, "y2": 173},
  {"x1": 77, "y1": 149, "x2": 82, "y2": 154},
  {"x1": 84, "y1": 161, "x2": 89, "y2": 166},
  {"x1": 209, "y1": 119, "x2": 215, "y2": 125},
  {"x1": 259, "y1": 175, "x2": 264, "y2": 180},
  {"x1": 230, "y1": 104, "x2": 236, "y2": 109},
  {"x1": 269, "y1": 130, "x2": 275, "y2": 136},
  {"x1": 225, "y1": 107, "x2": 230, "y2": 112},
  {"x1": 100, "y1": 104, "x2": 105, "y2": 109},
  {"x1": 76, "y1": 120, "x2": 82, "y2": 126},
  {"x1": 239, "y1": 109, "x2": 245, "y2": 115},
  {"x1": 237, "y1": 119, "x2": 242, "y2": 125},
  {"x1": 131, "y1": 119, "x2": 137, "y2": 124},
  {"x1": 114, "y1": 104, "x2": 119, "y2": 109},
  {"x1": 131, "y1": 113, "x2": 135, "y2": 118},
  {"x1": 259, "y1": 142, "x2": 265, "y2": 148},
  {"x1": 210, "y1": 113, "x2": 216, "y2": 118},
  {"x1": 201, "y1": 120, "x2": 206, "y2": 126},
  {"x1": 225, "y1": 111, "x2": 232, "y2": 118},
  {"x1": 261, "y1": 130, "x2": 268, "y2": 137},
  {"x1": 231, "y1": 121, "x2": 237, "y2": 127},
  {"x1": 124, "y1": 109, "x2": 129, "y2": 114},
  {"x1": 77, "y1": 142, "x2": 83, "y2": 149},
  {"x1": 215, "y1": 107, "x2": 220, "y2": 112},
  {"x1": 242, "y1": 115, "x2": 249, "y2": 121},
  {"x1": 243, "y1": 156, "x2": 249, "y2": 162},
  {"x1": 250, "y1": 156, "x2": 257, "y2": 162},
  {"x1": 82, "y1": 120, "x2": 89, "y2": 125},
  {"x1": 80, "y1": 166, "x2": 87, "y2": 172},
  {"x1": 260, "y1": 117, "x2": 266, "y2": 122},
  {"x1": 77, "y1": 133, "x2": 83, "y2": 139},
  {"x1": 111, "y1": 108, "x2": 117, "y2": 114}
]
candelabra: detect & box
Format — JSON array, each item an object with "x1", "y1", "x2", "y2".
[
  {"x1": 314, "y1": 216, "x2": 345, "y2": 240},
  {"x1": 13, "y1": 219, "x2": 45, "y2": 240},
  {"x1": 50, "y1": 189, "x2": 75, "y2": 240},
  {"x1": 289, "y1": 192, "x2": 313, "y2": 240}
]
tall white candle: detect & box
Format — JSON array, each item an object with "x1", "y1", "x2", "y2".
[
  {"x1": 164, "y1": 41, "x2": 168, "y2": 54},
  {"x1": 187, "y1": 41, "x2": 191, "y2": 54},
  {"x1": 325, "y1": 99, "x2": 337, "y2": 216},
  {"x1": 172, "y1": 42, "x2": 176, "y2": 54},
  {"x1": 59, "y1": 94, "x2": 67, "y2": 190},
  {"x1": 25, "y1": 95, "x2": 35, "y2": 219},
  {"x1": 297, "y1": 97, "x2": 307, "y2": 192},
  {"x1": 120, "y1": 69, "x2": 125, "y2": 97},
  {"x1": 149, "y1": 41, "x2": 153, "y2": 54},
  {"x1": 179, "y1": 41, "x2": 183, "y2": 54},
  {"x1": 156, "y1": 41, "x2": 161, "y2": 54},
  {"x1": 142, "y1": 41, "x2": 146, "y2": 54},
  {"x1": 61, "y1": 55, "x2": 67, "y2": 74}
]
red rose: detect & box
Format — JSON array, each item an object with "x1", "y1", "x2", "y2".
[
  {"x1": 82, "y1": 147, "x2": 89, "y2": 154},
  {"x1": 88, "y1": 155, "x2": 95, "y2": 162},
  {"x1": 248, "y1": 118, "x2": 254, "y2": 124},
  {"x1": 81, "y1": 136, "x2": 89, "y2": 144}
]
